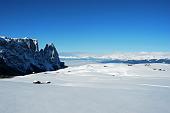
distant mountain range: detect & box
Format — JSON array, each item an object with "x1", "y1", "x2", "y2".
[{"x1": 60, "y1": 52, "x2": 170, "y2": 64}]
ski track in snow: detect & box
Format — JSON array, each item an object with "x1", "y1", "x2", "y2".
[{"x1": 139, "y1": 84, "x2": 170, "y2": 88}]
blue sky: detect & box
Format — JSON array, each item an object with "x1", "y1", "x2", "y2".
[{"x1": 0, "y1": 0, "x2": 169, "y2": 53}]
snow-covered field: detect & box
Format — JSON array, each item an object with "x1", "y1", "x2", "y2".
[{"x1": 1, "y1": 63, "x2": 170, "y2": 113}]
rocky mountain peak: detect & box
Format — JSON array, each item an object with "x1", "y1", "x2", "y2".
[{"x1": 0, "y1": 36, "x2": 65, "y2": 77}]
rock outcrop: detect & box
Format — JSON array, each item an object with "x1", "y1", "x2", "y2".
[{"x1": 0, "y1": 36, "x2": 66, "y2": 77}]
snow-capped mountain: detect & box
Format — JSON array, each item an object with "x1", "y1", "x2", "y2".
[
  {"x1": 60, "y1": 52, "x2": 170, "y2": 60},
  {"x1": 60, "y1": 52, "x2": 170, "y2": 64},
  {"x1": 0, "y1": 36, "x2": 65, "y2": 77}
]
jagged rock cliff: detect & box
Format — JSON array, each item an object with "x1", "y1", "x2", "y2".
[{"x1": 0, "y1": 36, "x2": 65, "y2": 77}]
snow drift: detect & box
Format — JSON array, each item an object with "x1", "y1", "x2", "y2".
[{"x1": 0, "y1": 36, "x2": 65, "y2": 77}]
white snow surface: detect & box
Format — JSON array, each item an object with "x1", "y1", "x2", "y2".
[{"x1": 1, "y1": 63, "x2": 170, "y2": 113}]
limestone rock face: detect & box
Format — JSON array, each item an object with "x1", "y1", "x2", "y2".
[{"x1": 0, "y1": 36, "x2": 65, "y2": 77}]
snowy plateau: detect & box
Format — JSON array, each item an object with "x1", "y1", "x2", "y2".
[
  {"x1": 0, "y1": 36, "x2": 170, "y2": 113},
  {"x1": 0, "y1": 62, "x2": 170, "y2": 113}
]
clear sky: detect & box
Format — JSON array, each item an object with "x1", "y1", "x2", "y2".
[{"x1": 0, "y1": 0, "x2": 169, "y2": 53}]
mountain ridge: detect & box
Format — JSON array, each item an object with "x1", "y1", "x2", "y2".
[{"x1": 0, "y1": 36, "x2": 65, "y2": 77}]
